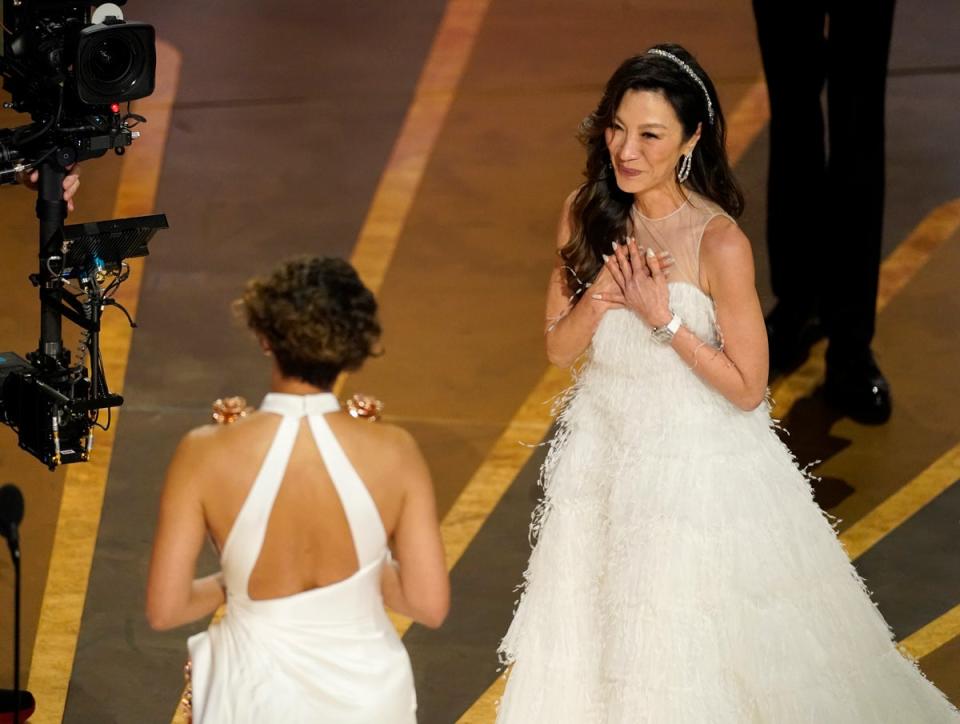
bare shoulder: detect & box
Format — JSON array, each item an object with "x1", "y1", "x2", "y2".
[
  {"x1": 699, "y1": 217, "x2": 756, "y2": 296},
  {"x1": 330, "y1": 415, "x2": 430, "y2": 501},
  {"x1": 333, "y1": 414, "x2": 422, "y2": 462},
  {"x1": 181, "y1": 410, "x2": 269, "y2": 444},
  {"x1": 172, "y1": 412, "x2": 277, "y2": 473},
  {"x1": 701, "y1": 216, "x2": 753, "y2": 269},
  {"x1": 173, "y1": 422, "x2": 219, "y2": 461},
  {"x1": 161, "y1": 423, "x2": 219, "y2": 495},
  {"x1": 701, "y1": 214, "x2": 745, "y2": 250}
]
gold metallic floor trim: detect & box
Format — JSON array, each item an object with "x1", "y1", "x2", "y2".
[
  {"x1": 348, "y1": 0, "x2": 492, "y2": 297},
  {"x1": 353, "y1": 0, "x2": 494, "y2": 637},
  {"x1": 440, "y1": 367, "x2": 572, "y2": 572},
  {"x1": 459, "y1": 676, "x2": 505, "y2": 724},
  {"x1": 770, "y1": 198, "x2": 960, "y2": 419},
  {"x1": 334, "y1": 0, "x2": 491, "y2": 403},
  {"x1": 391, "y1": 367, "x2": 573, "y2": 638},
  {"x1": 841, "y1": 441, "x2": 960, "y2": 560},
  {"x1": 839, "y1": 440, "x2": 960, "y2": 662},
  {"x1": 27, "y1": 41, "x2": 182, "y2": 724},
  {"x1": 900, "y1": 604, "x2": 960, "y2": 661},
  {"x1": 766, "y1": 200, "x2": 960, "y2": 670}
]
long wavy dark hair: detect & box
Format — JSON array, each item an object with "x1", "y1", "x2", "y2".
[{"x1": 561, "y1": 43, "x2": 744, "y2": 295}]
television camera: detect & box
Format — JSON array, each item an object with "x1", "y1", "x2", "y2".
[{"x1": 0, "y1": 0, "x2": 167, "y2": 469}]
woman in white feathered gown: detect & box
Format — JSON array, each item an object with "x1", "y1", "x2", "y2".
[{"x1": 496, "y1": 44, "x2": 959, "y2": 723}]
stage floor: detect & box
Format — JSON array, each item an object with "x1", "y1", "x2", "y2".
[{"x1": 0, "y1": 1, "x2": 956, "y2": 722}]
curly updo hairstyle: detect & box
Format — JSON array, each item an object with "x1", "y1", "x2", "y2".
[{"x1": 239, "y1": 256, "x2": 381, "y2": 388}]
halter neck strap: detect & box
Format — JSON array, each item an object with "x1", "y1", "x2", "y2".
[{"x1": 260, "y1": 392, "x2": 340, "y2": 417}]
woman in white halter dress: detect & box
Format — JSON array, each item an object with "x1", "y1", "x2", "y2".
[
  {"x1": 147, "y1": 257, "x2": 448, "y2": 723},
  {"x1": 497, "y1": 46, "x2": 959, "y2": 723},
  {"x1": 185, "y1": 391, "x2": 417, "y2": 721}
]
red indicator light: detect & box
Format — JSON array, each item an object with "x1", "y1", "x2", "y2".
[{"x1": 110, "y1": 103, "x2": 121, "y2": 113}]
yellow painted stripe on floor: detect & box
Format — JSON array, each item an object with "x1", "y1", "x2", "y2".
[
  {"x1": 338, "y1": 0, "x2": 496, "y2": 638},
  {"x1": 900, "y1": 603, "x2": 960, "y2": 661},
  {"x1": 27, "y1": 41, "x2": 182, "y2": 724},
  {"x1": 348, "y1": 0, "x2": 492, "y2": 297},
  {"x1": 770, "y1": 198, "x2": 960, "y2": 419},
  {"x1": 334, "y1": 0, "x2": 492, "y2": 402},
  {"x1": 441, "y1": 367, "x2": 572, "y2": 572},
  {"x1": 458, "y1": 675, "x2": 506, "y2": 724},
  {"x1": 392, "y1": 366, "x2": 573, "y2": 638},
  {"x1": 842, "y1": 441, "x2": 960, "y2": 560},
  {"x1": 839, "y1": 441, "x2": 960, "y2": 663}
]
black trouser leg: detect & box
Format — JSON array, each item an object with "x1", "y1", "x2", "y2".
[
  {"x1": 752, "y1": 0, "x2": 828, "y2": 315},
  {"x1": 823, "y1": 0, "x2": 896, "y2": 365}
]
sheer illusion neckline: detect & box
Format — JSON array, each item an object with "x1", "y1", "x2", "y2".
[{"x1": 632, "y1": 196, "x2": 689, "y2": 222}]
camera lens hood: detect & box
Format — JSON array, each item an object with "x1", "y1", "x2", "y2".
[{"x1": 76, "y1": 21, "x2": 156, "y2": 105}]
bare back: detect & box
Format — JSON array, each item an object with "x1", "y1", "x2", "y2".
[{"x1": 199, "y1": 404, "x2": 412, "y2": 601}]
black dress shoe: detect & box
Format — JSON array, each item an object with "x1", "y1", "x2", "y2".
[
  {"x1": 765, "y1": 303, "x2": 824, "y2": 378},
  {"x1": 824, "y1": 350, "x2": 892, "y2": 425}
]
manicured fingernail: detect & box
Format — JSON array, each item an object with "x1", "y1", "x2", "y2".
[
  {"x1": 602, "y1": 254, "x2": 609, "y2": 262},
  {"x1": 611, "y1": 241, "x2": 618, "y2": 251},
  {"x1": 591, "y1": 293, "x2": 602, "y2": 300},
  {"x1": 646, "y1": 247, "x2": 655, "y2": 257}
]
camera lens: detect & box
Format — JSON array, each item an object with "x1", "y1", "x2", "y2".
[
  {"x1": 76, "y1": 22, "x2": 156, "y2": 104},
  {"x1": 89, "y1": 37, "x2": 134, "y2": 84}
]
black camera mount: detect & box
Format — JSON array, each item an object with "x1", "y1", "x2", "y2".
[{"x1": 0, "y1": 1, "x2": 166, "y2": 468}]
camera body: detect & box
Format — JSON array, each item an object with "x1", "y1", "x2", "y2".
[
  {"x1": 1, "y1": 0, "x2": 156, "y2": 166},
  {"x1": 0, "y1": 352, "x2": 92, "y2": 467}
]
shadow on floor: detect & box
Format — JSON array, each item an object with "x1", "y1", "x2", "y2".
[{"x1": 775, "y1": 384, "x2": 856, "y2": 511}]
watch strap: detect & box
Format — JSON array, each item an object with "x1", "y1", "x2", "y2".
[{"x1": 652, "y1": 313, "x2": 682, "y2": 343}]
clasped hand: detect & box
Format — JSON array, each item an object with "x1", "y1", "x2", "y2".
[{"x1": 591, "y1": 237, "x2": 673, "y2": 329}]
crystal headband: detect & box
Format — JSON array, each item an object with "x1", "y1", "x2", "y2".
[{"x1": 647, "y1": 48, "x2": 715, "y2": 125}]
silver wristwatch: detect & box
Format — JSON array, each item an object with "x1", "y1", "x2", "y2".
[{"x1": 651, "y1": 313, "x2": 682, "y2": 344}]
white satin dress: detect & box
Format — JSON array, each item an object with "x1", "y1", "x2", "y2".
[{"x1": 187, "y1": 392, "x2": 417, "y2": 723}]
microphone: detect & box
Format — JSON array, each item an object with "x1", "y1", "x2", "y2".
[
  {"x1": 0, "y1": 484, "x2": 24, "y2": 561},
  {"x1": 0, "y1": 483, "x2": 27, "y2": 723}
]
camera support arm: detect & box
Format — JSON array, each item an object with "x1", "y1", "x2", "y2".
[{"x1": 36, "y1": 158, "x2": 69, "y2": 366}]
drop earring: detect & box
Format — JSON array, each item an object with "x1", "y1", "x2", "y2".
[{"x1": 677, "y1": 153, "x2": 692, "y2": 183}]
